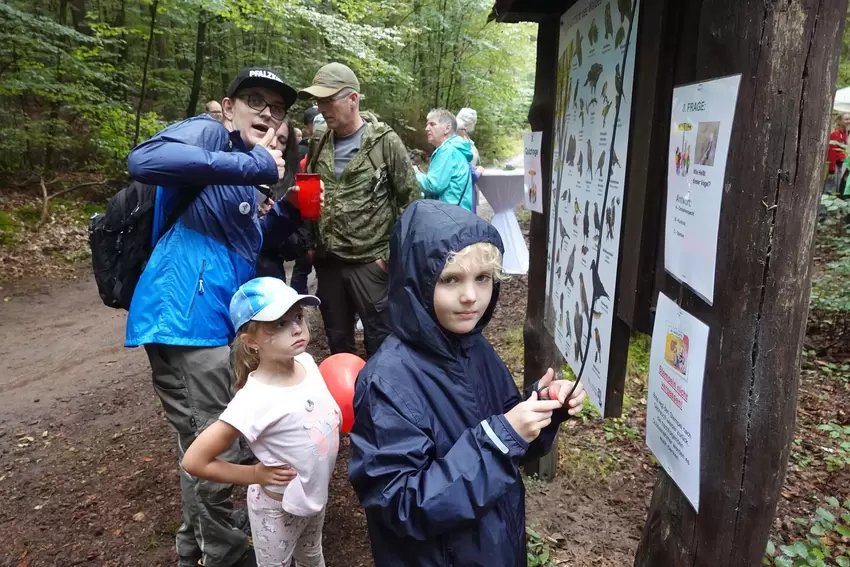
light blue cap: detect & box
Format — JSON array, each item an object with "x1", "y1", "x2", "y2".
[{"x1": 230, "y1": 277, "x2": 320, "y2": 332}]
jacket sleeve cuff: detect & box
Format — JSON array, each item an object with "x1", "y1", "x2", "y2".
[{"x1": 485, "y1": 415, "x2": 529, "y2": 456}]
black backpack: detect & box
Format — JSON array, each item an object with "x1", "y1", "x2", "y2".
[{"x1": 89, "y1": 182, "x2": 202, "y2": 310}]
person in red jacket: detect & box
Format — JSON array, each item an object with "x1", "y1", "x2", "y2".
[{"x1": 826, "y1": 112, "x2": 850, "y2": 195}]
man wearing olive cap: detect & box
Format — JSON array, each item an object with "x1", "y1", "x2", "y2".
[{"x1": 300, "y1": 62, "x2": 419, "y2": 358}]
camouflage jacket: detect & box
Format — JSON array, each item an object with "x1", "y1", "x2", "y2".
[{"x1": 306, "y1": 112, "x2": 419, "y2": 262}]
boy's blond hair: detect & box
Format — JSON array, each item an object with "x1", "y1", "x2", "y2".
[{"x1": 444, "y1": 241, "x2": 507, "y2": 282}]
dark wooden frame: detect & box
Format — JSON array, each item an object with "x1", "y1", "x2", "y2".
[{"x1": 495, "y1": 0, "x2": 847, "y2": 563}]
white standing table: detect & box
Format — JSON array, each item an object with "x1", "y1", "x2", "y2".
[{"x1": 477, "y1": 169, "x2": 529, "y2": 275}]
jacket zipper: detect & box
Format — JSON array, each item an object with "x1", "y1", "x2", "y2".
[
  {"x1": 188, "y1": 260, "x2": 206, "y2": 317},
  {"x1": 198, "y1": 259, "x2": 206, "y2": 295}
]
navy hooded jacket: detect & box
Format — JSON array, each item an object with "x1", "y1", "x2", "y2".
[{"x1": 348, "y1": 200, "x2": 567, "y2": 567}]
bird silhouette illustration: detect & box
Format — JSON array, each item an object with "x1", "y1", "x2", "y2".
[
  {"x1": 601, "y1": 81, "x2": 610, "y2": 105},
  {"x1": 589, "y1": 19, "x2": 599, "y2": 45},
  {"x1": 590, "y1": 259, "x2": 610, "y2": 306},
  {"x1": 556, "y1": 265, "x2": 562, "y2": 280},
  {"x1": 587, "y1": 140, "x2": 594, "y2": 180},
  {"x1": 610, "y1": 147, "x2": 621, "y2": 170},
  {"x1": 582, "y1": 200, "x2": 590, "y2": 243},
  {"x1": 584, "y1": 63, "x2": 604, "y2": 96},
  {"x1": 604, "y1": 3, "x2": 614, "y2": 39},
  {"x1": 596, "y1": 150, "x2": 606, "y2": 179},
  {"x1": 573, "y1": 198, "x2": 580, "y2": 226},
  {"x1": 601, "y1": 100, "x2": 613, "y2": 127},
  {"x1": 605, "y1": 204, "x2": 616, "y2": 239},
  {"x1": 565, "y1": 308, "x2": 572, "y2": 339},
  {"x1": 565, "y1": 245, "x2": 576, "y2": 286},
  {"x1": 577, "y1": 151, "x2": 584, "y2": 177},
  {"x1": 559, "y1": 217, "x2": 569, "y2": 246},
  {"x1": 573, "y1": 303, "x2": 584, "y2": 361},
  {"x1": 579, "y1": 99, "x2": 586, "y2": 127},
  {"x1": 566, "y1": 135, "x2": 577, "y2": 166},
  {"x1": 588, "y1": 97, "x2": 598, "y2": 108},
  {"x1": 593, "y1": 203, "x2": 602, "y2": 241},
  {"x1": 559, "y1": 292, "x2": 565, "y2": 327},
  {"x1": 579, "y1": 273, "x2": 589, "y2": 317},
  {"x1": 573, "y1": 80, "x2": 580, "y2": 110},
  {"x1": 575, "y1": 29, "x2": 584, "y2": 66},
  {"x1": 594, "y1": 328, "x2": 602, "y2": 362},
  {"x1": 618, "y1": 0, "x2": 634, "y2": 25}
]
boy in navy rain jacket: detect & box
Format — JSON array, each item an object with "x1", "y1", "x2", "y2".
[{"x1": 349, "y1": 200, "x2": 587, "y2": 567}]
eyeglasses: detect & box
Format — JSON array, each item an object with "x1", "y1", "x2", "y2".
[
  {"x1": 315, "y1": 90, "x2": 352, "y2": 105},
  {"x1": 237, "y1": 94, "x2": 287, "y2": 121}
]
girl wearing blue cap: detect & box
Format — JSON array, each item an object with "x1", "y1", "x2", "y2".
[{"x1": 183, "y1": 277, "x2": 340, "y2": 567}]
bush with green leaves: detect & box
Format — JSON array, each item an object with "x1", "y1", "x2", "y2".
[
  {"x1": 527, "y1": 527, "x2": 557, "y2": 567},
  {"x1": 818, "y1": 423, "x2": 850, "y2": 472},
  {"x1": 764, "y1": 498, "x2": 850, "y2": 567}
]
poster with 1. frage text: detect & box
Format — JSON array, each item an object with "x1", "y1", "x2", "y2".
[
  {"x1": 544, "y1": 0, "x2": 640, "y2": 413},
  {"x1": 665, "y1": 75, "x2": 741, "y2": 304}
]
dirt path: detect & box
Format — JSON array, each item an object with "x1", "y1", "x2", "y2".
[{"x1": 0, "y1": 274, "x2": 370, "y2": 567}]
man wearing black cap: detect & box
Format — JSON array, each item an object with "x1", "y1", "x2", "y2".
[{"x1": 126, "y1": 67, "x2": 307, "y2": 567}]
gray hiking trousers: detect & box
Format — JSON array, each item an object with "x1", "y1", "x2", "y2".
[{"x1": 144, "y1": 344, "x2": 249, "y2": 567}]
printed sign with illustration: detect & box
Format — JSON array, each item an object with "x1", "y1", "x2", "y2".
[
  {"x1": 646, "y1": 293, "x2": 709, "y2": 511},
  {"x1": 524, "y1": 132, "x2": 544, "y2": 213},
  {"x1": 543, "y1": 0, "x2": 641, "y2": 413},
  {"x1": 665, "y1": 75, "x2": 741, "y2": 304}
]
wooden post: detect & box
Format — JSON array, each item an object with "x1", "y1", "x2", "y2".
[
  {"x1": 635, "y1": 1, "x2": 847, "y2": 565},
  {"x1": 522, "y1": 19, "x2": 561, "y2": 480}
]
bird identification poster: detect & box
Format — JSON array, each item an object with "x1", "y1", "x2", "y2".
[
  {"x1": 524, "y1": 132, "x2": 544, "y2": 213},
  {"x1": 544, "y1": 0, "x2": 640, "y2": 413},
  {"x1": 664, "y1": 75, "x2": 741, "y2": 304},
  {"x1": 646, "y1": 292, "x2": 709, "y2": 512}
]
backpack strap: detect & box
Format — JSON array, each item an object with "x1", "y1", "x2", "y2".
[{"x1": 307, "y1": 130, "x2": 332, "y2": 174}]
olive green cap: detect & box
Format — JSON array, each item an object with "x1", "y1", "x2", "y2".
[{"x1": 298, "y1": 63, "x2": 361, "y2": 100}]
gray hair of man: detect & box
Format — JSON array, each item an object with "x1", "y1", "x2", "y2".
[{"x1": 427, "y1": 108, "x2": 457, "y2": 134}]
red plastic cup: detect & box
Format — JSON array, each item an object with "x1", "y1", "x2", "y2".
[{"x1": 295, "y1": 173, "x2": 322, "y2": 221}]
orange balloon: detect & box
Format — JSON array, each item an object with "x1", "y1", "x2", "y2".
[{"x1": 318, "y1": 353, "x2": 365, "y2": 433}]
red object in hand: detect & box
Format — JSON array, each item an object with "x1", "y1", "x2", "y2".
[
  {"x1": 318, "y1": 353, "x2": 366, "y2": 433},
  {"x1": 294, "y1": 173, "x2": 322, "y2": 221},
  {"x1": 538, "y1": 384, "x2": 559, "y2": 402}
]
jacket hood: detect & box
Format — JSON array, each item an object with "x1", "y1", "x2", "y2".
[
  {"x1": 388, "y1": 200, "x2": 504, "y2": 359},
  {"x1": 445, "y1": 134, "x2": 474, "y2": 162}
]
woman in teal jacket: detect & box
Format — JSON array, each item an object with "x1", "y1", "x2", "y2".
[{"x1": 416, "y1": 109, "x2": 474, "y2": 211}]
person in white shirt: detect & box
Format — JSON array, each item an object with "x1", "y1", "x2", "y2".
[{"x1": 183, "y1": 277, "x2": 340, "y2": 567}]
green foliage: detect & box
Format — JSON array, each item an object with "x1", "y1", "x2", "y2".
[
  {"x1": 602, "y1": 418, "x2": 640, "y2": 442},
  {"x1": 526, "y1": 527, "x2": 556, "y2": 567},
  {"x1": 817, "y1": 423, "x2": 850, "y2": 472},
  {"x1": 0, "y1": 0, "x2": 535, "y2": 177},
  {"x1": 764, "y1": 498, "x2": 850, "y2": 567}
]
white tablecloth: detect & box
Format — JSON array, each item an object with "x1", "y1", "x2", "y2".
[{"x1": 477, "y1": 169, "x2": 529, "y2": 275}]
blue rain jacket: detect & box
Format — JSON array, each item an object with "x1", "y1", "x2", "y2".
[
  {"x1": 348, "y1": 200, "x2": 567, "y2": 567},
  {"x1": 416, "y1": 135, "x2": 474, "y2": 211},
  {"x1": 125, "y1": 115, "x2": 301, "y2": 348}
]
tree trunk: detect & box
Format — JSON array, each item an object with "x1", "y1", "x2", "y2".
[
  {"x1": 133, "y1": 0, "x2": 160, "y2": 148},
  {"x1": 635, "y1": 0, "x2": 847, "y2": 565},
  {"x1": 522, "y1": 20, "x2": 562, "y2": 480},
  {"x1": 69, "y1": 0, "x2": 91, "y2": 34},
  {"x1": 185, "y1": 11, "x2": 208, "y2": 118}
]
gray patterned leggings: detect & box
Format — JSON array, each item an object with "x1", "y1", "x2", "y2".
[{"x1": 247, "y1": 484, "x2": 326, "y2": 567}]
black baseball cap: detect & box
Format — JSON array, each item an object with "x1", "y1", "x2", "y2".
[{"x1": 227, "y1": 67, "x2": 298, "y2": 110}]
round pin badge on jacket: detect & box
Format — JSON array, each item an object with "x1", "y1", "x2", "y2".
[{"x1": 239, "y1": 202, "x2": 250, "y2": 215}]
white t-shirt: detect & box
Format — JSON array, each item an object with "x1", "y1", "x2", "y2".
[{"x1": 219, "y1": 353, "x2": 341, "y2": 516}]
